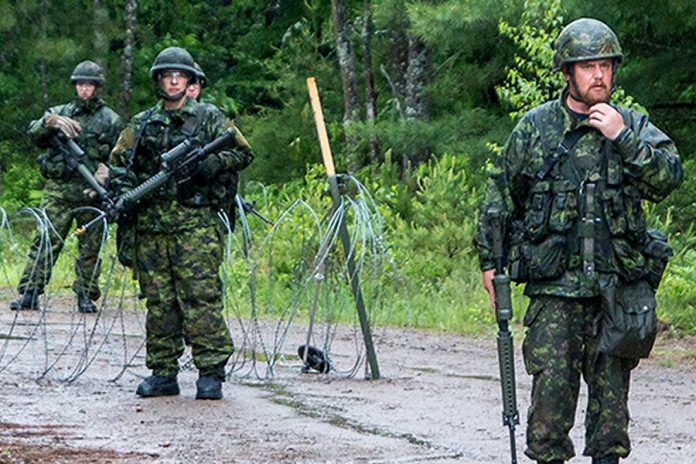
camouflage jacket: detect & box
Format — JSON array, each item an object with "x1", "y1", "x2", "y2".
[
  {"x1": 109, "y1": 97, "x2": 254, "y2": 234},
  {"x1": 475, "y1": 89, "x2": 683, "y2": 298},
  {"x1": 28, "y1": 97, "x2": 122, "y2": 202}
]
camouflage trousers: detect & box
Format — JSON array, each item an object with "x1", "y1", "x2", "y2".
[
  {"x1": 135, "y1": 225, "x2": 233, "y2": 379},
  {"x1": 522, "y1": 295, "x2": 639, "y2": 462},
  {"x1": 17, "y1": 194, "x2": 102, "y2": 300}
]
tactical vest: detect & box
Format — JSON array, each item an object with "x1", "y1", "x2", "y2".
[{"x1": 509, "y1": 111, "x2": 651, "y2": 286}]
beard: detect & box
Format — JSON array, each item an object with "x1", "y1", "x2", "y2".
[{"x1": 570, "y1": 81, "x2": 612, "y2": 106}]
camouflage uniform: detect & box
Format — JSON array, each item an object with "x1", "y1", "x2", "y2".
[
  {"x1": 475, "y1": 20, "x2": 682, "y2": 462},
  {"x1": 20, "y1": 96, "x2": 122, "y2": 301},
  {"x1": 109, "y1": 96, "x2": 253, "y2": 380}
]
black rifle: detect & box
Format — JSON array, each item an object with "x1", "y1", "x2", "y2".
[
  {"x1": 490, "y1": 209, "x2": 519, "y2": 464},
  {"x1": 76, "y1": 128, "x2": 237, "y2": 235},
  {"x1": 236, "y1": 195, "x2": 274, "y2": 227},
  {"x1": 54, "y1": 133, "x2": 113, "y2": 206}
]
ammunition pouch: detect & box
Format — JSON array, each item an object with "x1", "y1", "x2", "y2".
[
  {"x1": 509, "y1": 180, "x2": 578, "y2": 283},
  {"x1": 37, "y1": 151, "x2": 67, "y2": 180},
  {"x1": 597, "y1": 229, "x2": 671, "y2": 359},
  {"x1": 598, "y1": 274, "x2": 657, "y2": 359},
  {"x1": 642, "y1": 228, "x2": 673, "y2": 289}
]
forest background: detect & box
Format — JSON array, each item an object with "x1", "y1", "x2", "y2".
[{"x1": 0, "y1": 0, "x2": 693, "y2": 335}]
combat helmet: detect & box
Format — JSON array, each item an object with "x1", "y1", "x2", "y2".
[
  {"x1": 193, "y1": 62, "x2": 207, "y2": 88},
  {"x1": 70, "y1": 60, "x2": 105, "y2": 85},
  {"x1": 149, "y1": 46, "x2": 197, "y2": 81},
  {"x1": 553, "y1": 18, "x2": 624, "y2": 71}
]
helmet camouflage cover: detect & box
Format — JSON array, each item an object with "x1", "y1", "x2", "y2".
[
  {"x1": 553, "y1": 18, "x2": 624, "y2": 71},
  {"x1": 70, "y1": 60, "x2": 105, "y2": 85},
  {"x1": 149, "y1": 46, "x2": 197, "y2": 81}
]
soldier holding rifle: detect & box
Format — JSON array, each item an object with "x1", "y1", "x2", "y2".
[
  {"x1": 11, "y1": 60, "x2": 122, "y2": 313},
  {"x1": 475, "y1": 18, "x2": 682, "y2": 464},
  {"x1": 109, "y1": 47, "x2": 253, "y2": 400}
]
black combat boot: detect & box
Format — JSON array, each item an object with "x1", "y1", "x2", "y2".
[
  {"x1": 135, "y1": 375, "x2": 180, "y2": 397},
  {"x1": 77, "y1": 295, "x2": 97, "y2": 314},
  {"x1": 9, "y1": 290, "x2": 39, "y2": 311},
  {"x1": 592, "y1": 455, "x2": 619, "y2": 464},
  {"x1": 196, "y1": 375, "x2": 223, "y2": 400}
]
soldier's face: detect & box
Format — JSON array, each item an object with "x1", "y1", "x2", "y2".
[
  {"x1": 186, "y1": 81, "x2": 201, "y2": 99},
  {"x1": 565, "y1": 59, "x2": 613, "y2": 106},
  {"x1": 159, "y1": 70, "x2": 190, "y2": 98},
  {"x1": 75, "y1": 82, "x2": 97, "y2": 100}
]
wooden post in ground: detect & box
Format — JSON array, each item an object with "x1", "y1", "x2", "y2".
[{"x1": 306, "y1": 77, "x2": 380, "y2": 379}]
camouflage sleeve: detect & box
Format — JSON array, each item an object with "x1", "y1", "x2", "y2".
[
  {"x1": 97, "y1": 111, "x2": 124, "y2": 164},
  {"x1": 109, "y1": 123, "x2": 136, "y2": 168},
  {"x1": 614, "y1": 110, "x2": 683, "y2": 203},
  {"x1": 474, "y1": 117, "x2": 533, "y2": 271},
  {"x1": 201, "y1": 105, "x2": 254, "y2": 172},
  {"x1": 219, "y1": 120, "x2": 254, "y2": 172}
]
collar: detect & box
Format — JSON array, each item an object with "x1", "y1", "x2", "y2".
[
  {"x1": 558, "y1": 87, "x2": 592, "y2": 133},
  {"x1": 151, "y1": 96, "x2": 199, "y2": 123},
  {"x1": 73, "y1": 97, "x2": 104, "y2": 114}
]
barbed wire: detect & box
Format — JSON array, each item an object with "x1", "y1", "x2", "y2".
[{"x1": 0, "y1": 180, "x2": 410, "y2": 385}]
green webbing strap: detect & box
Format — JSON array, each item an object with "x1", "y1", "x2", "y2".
[{"x1": 535, "y1": 126, "x2": 591, "y2": 181}]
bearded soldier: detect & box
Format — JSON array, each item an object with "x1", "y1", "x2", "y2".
[
  {"x1": 109, "y1": 47, "x2": 253, "y2": 400},
  {"x1": 11, "y1": 60, "x2": 122, "y2": 313},
  {"x1": 475, "y1": 18, "x2": 682, "y2": 464}
]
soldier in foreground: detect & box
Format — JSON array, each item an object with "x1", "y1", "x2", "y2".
[
  {"x1": 475, "y1": 18, "x2": 682, "y2": 464},
  {"x1": 11, "y1": 60, "x2": 122, "y2": 313},
  {"x1": 109, "y1": 47, "x2": 253, "y2": 400}
]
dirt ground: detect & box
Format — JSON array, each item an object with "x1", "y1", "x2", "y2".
[{"x1": 0, "y1": 302, "x2": 694, "y2": 464}]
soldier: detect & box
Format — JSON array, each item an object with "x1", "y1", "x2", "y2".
[
  {"x1": 109, "y1": 47, "x2": 253, "y2": 400},
  {"x1": 11, "y1": 60, "x2": 122, "y2": 313},
  {"x1": 474, "y1": 19, "x2": 682, "y2": 464},
  {"x1": 186, "y1": 62, "x2": 206, "y2": 101}
]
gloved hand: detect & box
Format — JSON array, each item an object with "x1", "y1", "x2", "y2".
[
  {"x1": 193, "y1": 154, "x2": 224, "y2": 181},
  {"x1": 38, "y1": 151, "x2": 66, "y2": 179},
  {"x1": 44, "y1": 114, "x2": 82, "y2": 138},
  {"x1": 83, "y1": 162, "x2": 110, "y2": 199}
]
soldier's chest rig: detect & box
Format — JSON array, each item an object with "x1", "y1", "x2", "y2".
[
  {"x1": 129, "y1": 106, "x2": 205, "y2": 205},
  {"x1": 511, "y1": 126, "x2": 647, "y2": 283},
  {"x1": 61, "y1": 101, "x2": 108, "y2": 166}
]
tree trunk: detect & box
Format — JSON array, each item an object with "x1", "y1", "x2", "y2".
[
  {"x1": 40, "y1": 0, "x2": 49, "y2": 110},
  {"x1": 361, "y1": 0, "x2": 379, "y2": 164},
  {"x1": 405, "y1": 37, "x2": 430, "y2": 121},
  {"x1": 389, "y1": 29, "x2": 409, "y2": 104},
  {"x1": 93, "y1": 0, "x2": 108, "y2": 64},
  {"x1": 119, "y1": 0, "x2": 137, "y2": 119},
  {"x1": 330, "y1": 0, "x2": 362, "y2": 172},
  {"x1": 404, "y1": 36, "x2": 431, "y2": 167}
]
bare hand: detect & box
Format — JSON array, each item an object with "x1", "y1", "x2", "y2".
[
  {"x1": 44, "y1": 114, "x2": 82, "y2": 139},
  {"x1": 482, "y1": 269, "x2": 496, "y2": 312},
  {"x1": 588, "y1": 103, "x2": 625, "y2": 140}
]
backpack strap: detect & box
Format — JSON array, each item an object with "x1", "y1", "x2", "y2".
[
  {"x1": 126, "y1": 107, "x2": 156, "y2": 169},
  {"x1": 535, "y1": 126, "x2": 591, "y2": 181}
]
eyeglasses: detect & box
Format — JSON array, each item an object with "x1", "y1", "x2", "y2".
[{"x1": 160, "y1": 70, "x2": 189, "y2": 80}]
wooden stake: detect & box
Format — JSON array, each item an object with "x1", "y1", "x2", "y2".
[{"x1": 306, "y1": 77, "x2": 381, "y2": 379}]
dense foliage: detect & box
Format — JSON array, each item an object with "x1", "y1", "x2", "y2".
[{"x1": 0, "y1": 0, "x2": 693, "y2": 333}]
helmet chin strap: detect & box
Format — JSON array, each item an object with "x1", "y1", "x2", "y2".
[
  {"x1": 160, "y1": 89, "x2": 186, "y2": 102},
  {"x1": 158, "y1": 74, "x2": 194, "y2": 102}
]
